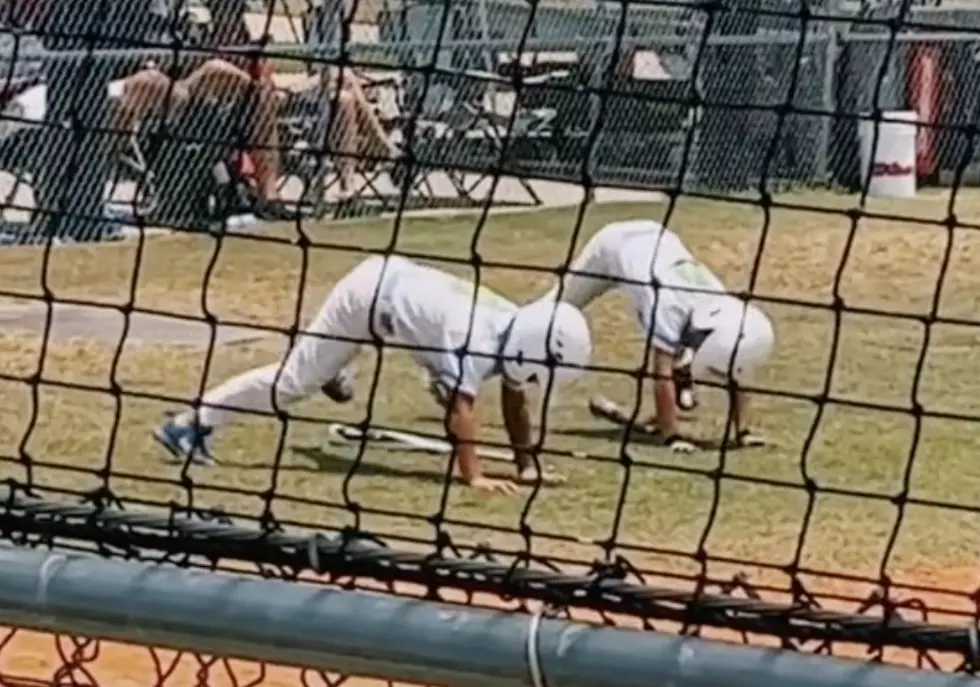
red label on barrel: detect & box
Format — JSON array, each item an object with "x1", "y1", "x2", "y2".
[{"x1": 872, "y1": 162, "x2": 913, "y2": 177}]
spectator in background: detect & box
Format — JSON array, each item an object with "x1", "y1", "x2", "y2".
[
  {"x1": 0, "y1": 0, "x2": 44, "y2": 27},
  {"x1": 6, "y1": 0, "x2": 156, "y2": 240},
  {"x1": 112, "y1": 0, "x2": 399, "y2": 211}
]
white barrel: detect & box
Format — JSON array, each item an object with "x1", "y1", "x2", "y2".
[{"x1": 858, "y1": 110, "x2": 918, "y2": 198}]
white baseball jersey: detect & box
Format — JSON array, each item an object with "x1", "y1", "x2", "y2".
[
  {"x1": 374, "y1": 257, "x2": 519, "y2": 397},
  {"x1": 187, "y1": 256, "x2": 518, "y2": 430},
  {"x1": 551, "y1": 220, "x2": 726, "y2": 353}
]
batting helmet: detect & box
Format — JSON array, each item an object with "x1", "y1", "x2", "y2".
[
  {"x1": 502, "y1": 300, "x2": 592, "y2": 388},
  {"x1": 688, "y1": 296, "x2": 774, "y2": 384}
]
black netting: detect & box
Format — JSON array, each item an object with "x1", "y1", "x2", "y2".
[{"x1": 1, "y1": 0, "x2": 980, "y2": 684}]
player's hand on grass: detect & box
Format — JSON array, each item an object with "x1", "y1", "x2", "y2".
[
  {"x1": 516, "y1": 466, "x2": 566, "y2": 486},
  {"x1": 468, "y1": 476, "x2": 520, "y2": 494},
  {"x1": 664, "y1": 435, "x2": 699, "y2": 454}
]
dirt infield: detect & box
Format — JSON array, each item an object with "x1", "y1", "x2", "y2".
[{"x1": 0, "y1": 628, "x2": 402, "y2": 687}]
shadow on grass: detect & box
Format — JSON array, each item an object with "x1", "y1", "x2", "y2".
[
  {"x1": 411, "y1": 414, "x2": 450, "y2": 424},
  {"x1": 268, "y1": 444, "x2": 455, "y2": 486},
  {"x1": 407, "y1": 414, "x2": 751, "y2": 453},
  {"x1": 551, "y1": 425, "x2": 659, "y2": 443},
  {"x1": 551, "y1": 425, "x2": 753, "y2": 452}
]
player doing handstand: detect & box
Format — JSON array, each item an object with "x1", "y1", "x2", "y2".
[
  {"x1": 152, "y1": 255, "x2": 592, "y2": 493},
  {"x1": 541, "y1": 220, "x2": 774, "y2": 453}
]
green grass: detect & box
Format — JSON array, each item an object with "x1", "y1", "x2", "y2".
[{"x1": 3, "y1": 190, "x2": 980, "y2": 606}]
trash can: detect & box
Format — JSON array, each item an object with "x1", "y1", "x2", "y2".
[{"x1": 858, "y1": 110, "x2": 918, "y2": 198}]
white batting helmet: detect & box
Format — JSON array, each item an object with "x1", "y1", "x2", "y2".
[
  {"x1": 688, "y1": 296, "x2": 774, "y2": 383},
  {"x1": 502, "y1": 301, "x2": 592, "y2": 388}
]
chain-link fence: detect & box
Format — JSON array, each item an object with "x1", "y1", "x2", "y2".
[{"x1": 0, "y1": 0, "x2": 979, "y2": 242}]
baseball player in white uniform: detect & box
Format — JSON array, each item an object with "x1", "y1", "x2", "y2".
[
  {"x1": 152, "y1": 255, "x2": 593, "y2": 493},
  {"x1": 541, "y1": 220, "x2": 774, "y2": 453}
]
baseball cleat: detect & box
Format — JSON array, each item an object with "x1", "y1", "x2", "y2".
[{"x1": 152, "y1": 415, "x2": 216, "y2": 467}]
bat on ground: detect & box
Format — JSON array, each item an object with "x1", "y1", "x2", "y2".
[{"x1": 588, "y1": 396, "x2": 661, "y2": 435}]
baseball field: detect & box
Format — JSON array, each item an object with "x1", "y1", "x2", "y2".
[{"x1": 1, "y1": 189, "x2": 980, "y2": 614}]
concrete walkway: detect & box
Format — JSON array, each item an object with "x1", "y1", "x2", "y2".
[
  {"x1": 0, "y1": 171, "x2": 662, "y2": 346},
  {"x1": 0, "y1": 302, "x2": 271, "y2": 347}
]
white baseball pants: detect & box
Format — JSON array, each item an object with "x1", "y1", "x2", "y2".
[{"x1": 177, "y1": 256, "x2": 389, "y2": 429}]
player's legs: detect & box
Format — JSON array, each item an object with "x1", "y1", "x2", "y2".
[
  {"x1": 545, "y1": 228, "x2": 617, "y2": 308},
  {"x1": 155, "y1": 257, "x2": 389, "y2": 464},
  {"x1": 190, "y1": 337, "x2": 361, "y2": 429}
]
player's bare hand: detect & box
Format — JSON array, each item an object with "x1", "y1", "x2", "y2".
[
  {"x1": 468, "y1": 476, "x2": 520, "y2": 494},
  {"x1": 735, "y1": 430, "x2": 768, "y2": 448},
  {"x1": 665, "y1": 435, "x2": 699, "y2": 454},
  {"x1": 516, "y1": 467, "x2": 566, "y2": 486}
]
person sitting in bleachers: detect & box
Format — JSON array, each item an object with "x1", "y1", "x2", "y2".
[{"x1": 111, "y1": 0, "x2": 399, "y2": 212}]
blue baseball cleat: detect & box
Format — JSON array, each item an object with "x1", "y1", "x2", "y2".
[{"x1": 152, "y1": 415, "x2": 216, "y2": 467}]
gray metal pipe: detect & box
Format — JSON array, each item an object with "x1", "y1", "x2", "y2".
[{"x1": 0, "y1": 546, "x2": 975, "y2": 687}]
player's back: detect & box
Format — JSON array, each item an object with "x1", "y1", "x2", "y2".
[
  {"x1": 378, "y1": 258, "x2": 517, "y2": 354},
  {"x1": 375, "y1": 258, "x2": 518, "y2": 394},
  {"x1": 585, "y1": 220, "x2": 709, "y2": 305},
  {"x1": 544, "y1": 219, "x2": 672, "y2": 309},
  {"x1": 601, "y1": 220, "x2": 682, "y2": 282},
  {"x1": 593, "y1": 221, "x2": 727, "y2": 352},
  {"x1": 644, "y1": 236, "x2": 726, "y2": 337},
  {"x1": 593, "y1": 219, "x2": 722, "y2": 292}
]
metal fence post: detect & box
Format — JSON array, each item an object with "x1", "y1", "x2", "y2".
[
  {"x1": 36, "y1": 0, "x2": 117, "y2": 241},
  {"x1": 817, "y1": 20, "x2": 839, "y2": 183}
]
